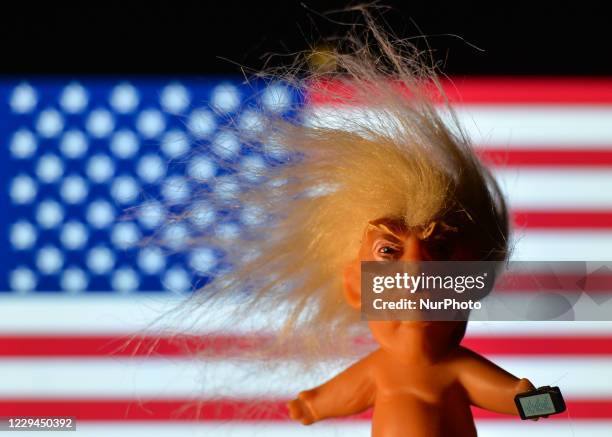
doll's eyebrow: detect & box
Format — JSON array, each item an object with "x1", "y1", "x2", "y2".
[
  {"x1": 418, "y1": 221, "x2": 437, "y2": 239},
  {"x1": 367, "y1": 220, "x2": 457, "y2": 244},
  {"x1": 366, "y1": 223, "x2": 403, "y2": 242},
  {"x1": 379, "y1": 234, "x2": 403, "y2": 245},
  {"x1": 418, "y1": 220, "x2": 459, "y2": 239}
]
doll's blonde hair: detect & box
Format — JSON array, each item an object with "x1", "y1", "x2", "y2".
[{"x1": 171, "y1": 14, "x2": 508, "y2": 359}]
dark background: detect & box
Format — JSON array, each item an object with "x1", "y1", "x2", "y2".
[{"x1": 2, "y1": 1, "x2": 611, "y2": 76}]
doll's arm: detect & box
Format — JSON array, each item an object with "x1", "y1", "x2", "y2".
[
  {"x1": 456, "y1": 347, "x2": 535, "y2": 415},
  {"x1": 287, "y1": 353, "x2": 376, "y2": 425}
]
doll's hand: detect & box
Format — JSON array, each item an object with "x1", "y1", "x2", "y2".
[{"x1": 287, "y1": 391, "x2": 317, "y2": 425}]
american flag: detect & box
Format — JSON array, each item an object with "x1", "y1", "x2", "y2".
[{"x1": 0, "y1": 78, "x2": 611, "y2": 436}]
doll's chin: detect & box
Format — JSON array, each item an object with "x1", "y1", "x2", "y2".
[
  {"x1": 369, "y1": 320, "x2": 436, "y2": 344},
  {"x1": 393, "y1": 320, "x2": 436, "y2": 330},
  {"x1": 368, "y1": 320, "x2": 435, "y2": 331},
  {"x1": 400, "y1": 320, "x2": 434, "y2": 326}
]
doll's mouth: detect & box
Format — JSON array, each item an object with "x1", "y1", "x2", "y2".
[{"x1": 399, "y1": 320, "x2": 434, "y2": 327}]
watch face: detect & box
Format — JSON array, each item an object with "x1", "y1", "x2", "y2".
[{"x1": 519, "y1": 393, "x2": 556, "y2": 417}]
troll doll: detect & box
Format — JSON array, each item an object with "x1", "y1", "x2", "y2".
[{"x1": 182, "y1": 20, "x2": 551, "y2": 437}]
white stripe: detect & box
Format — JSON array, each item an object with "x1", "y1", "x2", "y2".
[
  {"x1": 0, "y1": 423, "x2": 371, "y2": 437},
  {"x1": 310, "y1": 108, "x2": 612, "y2": 209},
  {"x1": 0, "y1": 295, "x2": 190, "y2": 334},
  {"x1": 0, "y1": 357, "x2": 609, "y2": 398},
  {"x1": 309, "y1": 105, "x2": 612, "y2": 146},
  {"x1": 0, "y1": 295, "x2": 278, "y2": 334},
  {"x1": 494, "y1": 168, "x2": 612, "y2": 210},
  {"x1": 456, "y1": 105, "x2": 612, "y2": 147},
  {"x1": 9, "y1": 422, "x2": 612, "y2": 437},
  {"x1": 1, "y1": 295, "x2": 612, "y2": 334},
  {"x1": 467, "y1": 321, "x2": 612, "y2": 336},
  {"x1": 510, "y1": 231, "x2": 612, "y2": 261},
  {"x1": 0, "y1": 358, "x2": 336, "y2": 398},
  {"x1": 476, "y1": 422, "x2": 612, "y2": 437}
]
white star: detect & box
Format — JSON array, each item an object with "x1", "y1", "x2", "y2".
[
  {"x1": 87, "y1": 200, "x2": 115, "y2": 229},
  {"x1": 10, "y1": 221, "x2": 37, "y2": 250},
  {"x1": 110, "y1": 130, "x2": 139, "y2": 159},
  {"x1": 136, "y1": 109, "x2": 165, "y2": 138},
  {"x1": 36, "y1": 109, "x2": 64, "y2": 138},
  {"x1": 161, "y1": 176, "x2": 190, "y2": 203},
  {"x1": 161, "y1": 130, "x2": 189, "y2": 158},
  {"x1": 36, "y1": 200, "x2": 64, "y2": 229},
  {"x1": 60, "y1": 130, "x2": 88, "y2": 158},
  {"x1": 111, "y1": 176, "x2": 140, "y2": 204},
  {"x1": 60, "y1": 221, "x2": 89, "y2": 249},
  {"x1": 10, "y1": 175, "x2": 37, "y2": 204},
  {"x1": 36, "y1": 154, "x2": 64, "y2": 183},
  {"x1": 189, "y1": 248, "x2": 216, "y2": 273},
  {"x1": 160, "y1": 83, "x2": 190, "y2": 114},
  {"x1": 112, "y1": 267, "x2": 140, "y2": 292},
  {"x1": 111, "y1": 222, "x2": 141, "y2": 249},
  {"x1": 10, "y1": 83, "x2": 38, "y2": 113},
  {"x1": 60, "y1": 83, "x2": 89, "y2": 113},
  {"x1": 86, "y1": 108, "x2": 115, "y2": 138},
  {"x1": 60, "y1": 175, "x2": 89, "y2": 204},
  {"x1": 138, "y1": 247, "x2": 166, "y2": 274},
  {"x1": 262, "y1": 84, "x2": 292, "y2": 113},
  {"x1": 10, "y1": 268, "x2": 37, "y2": 292},
  {"x1": 37, "y1": 246, "x2": 64, "y2": 274},
  {"x1": 137, "y1": 154, "x2": 166, "y2": 183},
  {"x1": 110, "y1": 82, "x2": 140, "y2": 113},
  {"x1": 188, "y1": 109, "x2": 216, "y2": 138},
  {"x1": 188, "y1": 155, "x2": 216, "y2": 181},
  {"x1": 61, "y1": 268, "x2": 88, "y2": 292},
  {"x1": 137, "y1": 201, "x2": 166, "y2": 229},
  {"x1": 212, "y1": 84, "x2": 240, "y2": 113},
  {"x1": 10, "y1": 129, "x2": 37, "y2": 158},
  {"x1": 86, "y1": 154, "x2": 115, "y2": 183},
  {"x1": 212, "y1": 131, "x2": 240, "y2": 158},
  {"x1": 163, "y1": 267, "x2": 191, "y2": 293},
  {"x1": 87, "y1": 246, "x2": 115, "y2": 274}
]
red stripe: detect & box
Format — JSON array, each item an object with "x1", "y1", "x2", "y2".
[
  {"x1": 442, "y1": 77, "x2": 612, "y2": 105},
  {"x1": 480, "y1": 149, "x2": 612, "y2": 167},
  {"x1": 474, "y1": 400, "x2": 612, "y2": 420},
  {"x1": 0, "y1": 334, "x2": 270, "y2": 358},
  {"x1": 462, "y1": 336, "x2": 612, "y2": 356},
  {"x1": 308, "y1": 78, "x2": 612, "y2": 105},
  {"x1": 0, "y1": 399, "x2": 609, "y2": 420},
  {"x1": 2, "y1": 334, "x2": 612, "y2": 357},
  {"x1": 512, "y1": 211, "x2": 612, "y2": 229}
]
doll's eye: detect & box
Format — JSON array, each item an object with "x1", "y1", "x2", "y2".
[
  {"x1": 378, "y1": 246, "x2": 400, "y2": 257},
  {"x1": 372, "y1": 238, "x2": 403, "y2": 260}
]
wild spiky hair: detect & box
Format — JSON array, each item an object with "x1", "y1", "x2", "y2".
[{"x1": 166, "y1": 11, "x2": 508, "y2": 359}]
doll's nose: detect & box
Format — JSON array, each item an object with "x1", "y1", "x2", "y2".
[{"x1": 399, "y1": 234, "x2": 423, "y2": 262}]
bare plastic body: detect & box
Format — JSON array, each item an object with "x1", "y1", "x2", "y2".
[
  {"x1": 288, "y1": 332, "x2": 535, "y2": 437},
  {"x1": 287, "y1": 219, "x2": 537, "y2": 436}
]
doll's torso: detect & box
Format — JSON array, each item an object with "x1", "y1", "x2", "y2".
[{"x1": 370, "y1": 349, "x2": 477, "y2": 437}]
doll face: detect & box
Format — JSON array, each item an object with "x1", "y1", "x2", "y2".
[{"x1": 343, "y1": 217, "x2": 470, "y2": 361}]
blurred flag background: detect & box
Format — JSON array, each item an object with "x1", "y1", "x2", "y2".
[{"x1": 0, "y1": 77, "x2": 611, "y2": 436}]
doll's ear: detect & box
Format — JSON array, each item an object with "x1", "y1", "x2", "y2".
[{"x1": 343, "y1": 260, "x2": 361, "y2": 310}]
